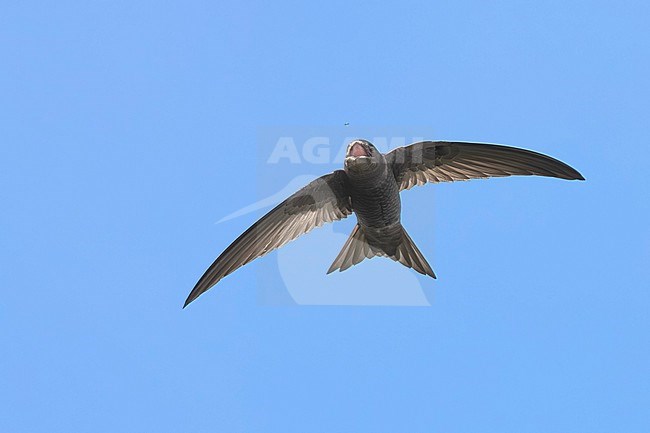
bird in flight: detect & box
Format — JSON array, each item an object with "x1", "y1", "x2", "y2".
[{"x1": 184, "y1": 140, "x2": 583, "y2": 307}]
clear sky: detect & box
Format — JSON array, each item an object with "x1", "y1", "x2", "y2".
[{"x1": 2, "y1": 1, "x2": 649, "y2": 432}]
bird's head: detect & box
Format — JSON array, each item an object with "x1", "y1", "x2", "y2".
[{"x1": 344, "y1": 139, "x2": 384, "y2": 174}]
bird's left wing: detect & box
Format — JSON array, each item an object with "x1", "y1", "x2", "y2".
[
  {"x1": 386, "y1": 141, "x2": 584, "y2": 191},
  {"x1": 184, "y1": 170, "x2": 352, "y2": 307}
]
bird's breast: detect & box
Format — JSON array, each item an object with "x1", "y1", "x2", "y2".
[{"x1": 350, "y1": 174, "x2": 401, "y2": 228}]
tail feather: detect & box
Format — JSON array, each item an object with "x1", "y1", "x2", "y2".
[
  {"x1": 394, "y1": 227, "x2": 436, "y2": 278},
  {"x1": 327, "y1": 224, "x2": 436, "y2": 278},
  {"x1": 327, "y1": 225, "x2": 378, "y2": 273}
]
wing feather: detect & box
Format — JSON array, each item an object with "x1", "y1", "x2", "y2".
[
  {"x1": 387, "y1": 141, "x2": 584, "y2": 191},
  {"x1": 184, "y1": 170, "x2": 352, "y2": 307}
]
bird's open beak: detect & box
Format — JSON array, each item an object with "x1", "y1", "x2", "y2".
[{"x1": 347, "y1": 142, "x2": 370, "y2": 158}]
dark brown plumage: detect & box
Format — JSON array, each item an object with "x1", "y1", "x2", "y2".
[{"x1": 184, "y1": 140, "x2": 583, "y2": 307}]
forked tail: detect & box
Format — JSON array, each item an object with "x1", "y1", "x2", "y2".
[{"x1": 327, "y1": 224, "x2": 436, "y2": 278}]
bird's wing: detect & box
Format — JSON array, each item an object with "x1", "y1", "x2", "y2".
[
  {"x1": 386, "y1": 141, "x2": 584, "y2": 191},
  {"x1": 184, "y1": 170, "x2": 352, "y2": 307}
]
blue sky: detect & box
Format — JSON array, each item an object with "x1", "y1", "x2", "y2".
[{"x1": 2, "y1": 1, "x2": 649, "y2": 432}]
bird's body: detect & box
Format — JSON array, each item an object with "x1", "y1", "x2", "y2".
[
  {"x1": 347, "y1": 149, "x2": 403, "y2": 255},
  {"x1": 348, "y1": 156, "x2": 401, "y2": 229},
  {"x1": 184, "y1": 139, "x2": 584, "y2": 307}
]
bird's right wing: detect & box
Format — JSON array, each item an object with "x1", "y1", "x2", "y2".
[
  {"x1": 184, "y1": 170, "x2": 352, "y2": 307},
  {"x1": 386, "y1": 141, "x2": 584, "y2": 191}
]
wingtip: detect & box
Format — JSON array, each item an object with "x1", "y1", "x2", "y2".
[
  {"x1": 183, "y1": 293, "x2": 197, "y2": 309},
  {"x1": 564, "y1": 166, "x2": 585, "y2": 181},
  {"x1": 568, "y1": 168, "x2": 585, "y2": 181}
]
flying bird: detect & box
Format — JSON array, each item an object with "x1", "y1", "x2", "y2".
[{"x1": 184, "y1": 140, "x2": 584, "y2": 307}]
